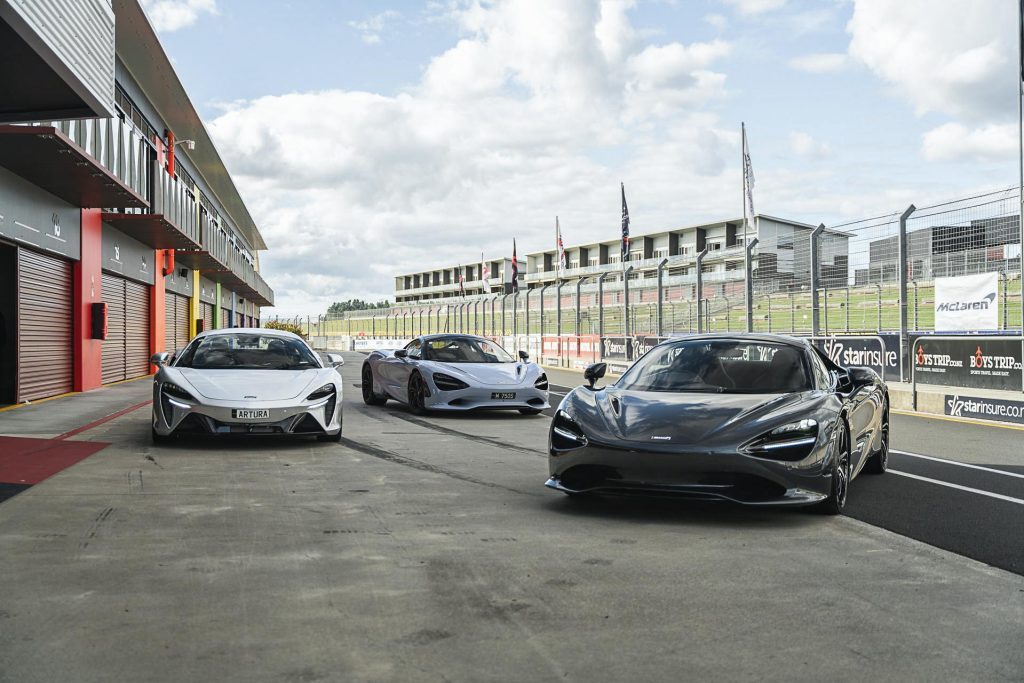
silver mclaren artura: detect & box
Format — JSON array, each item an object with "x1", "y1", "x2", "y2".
[
  {"x1": 362, "y1": 334, "x2": 550, "y2": 415},
  {"x1": 151, "y1": 329, "x2": 345, "y2": 443}
]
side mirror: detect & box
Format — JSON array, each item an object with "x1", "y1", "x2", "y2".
[
  {"x1": 394, "y1": 349, "x2": 408, "y2": 359},
  {"x1": 326, "y1": 353, "x2": 345, "y2": 368},
  {"x1": 834, "y1": 369, "x2": 854, "y2": 394},
  {"x1": 150, "y1": 352, "x2": 170, "y2": 366},
  {"x1": 584, "y1": 362, "x2": 607, "y2": 389},
  {"x1": 518, "y1": 350, "x2": 529, "y2": 362}
]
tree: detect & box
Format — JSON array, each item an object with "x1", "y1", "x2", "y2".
[{"x1": 327, "y1": 299, "x2": 391, "y2": 315}]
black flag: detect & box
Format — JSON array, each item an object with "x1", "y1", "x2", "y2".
[{"x1": 620, "y1": 182, "x2": 630, "y2": 267}]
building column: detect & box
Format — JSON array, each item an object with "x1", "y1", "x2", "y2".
[
  {"x1": 230, "y1": 290, "x2": 237, "y2": 328},
  {"x1": 189, "y1": 270, "x2": 200, "y2": 336},
  {"x1": 73, "y1": 209, "x2": 103, "y2": 392},
  {"x1": 214, "y1": 282, "x2": 222, "y2": 329},
  {"x1": 149, "y1": 250, "x2": 167, "y2": 371}
]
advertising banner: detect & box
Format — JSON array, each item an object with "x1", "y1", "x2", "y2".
[
  {"x1": 945, "y1": 394, "x2": 1024, "y2": 425},
  {"x1": 599, "y1": 335, "x2": 672, "y2": 373},
  {"x1": 912, "y1": 336, "x2": 1023, "y2": 391},
  {"x1": 934, "y1": 272, "x2": 999, "y2": 331},
  {"x1": 812, "y1": 335, "x2": 902, "y2": 382}
]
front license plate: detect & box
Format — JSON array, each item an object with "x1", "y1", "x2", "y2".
[
  {"x1": 491, "y1": 392, "x2": 516, "y2": 400},
  {"x1": 233, "y1": 409, "x2": 270, "y2": 420}
]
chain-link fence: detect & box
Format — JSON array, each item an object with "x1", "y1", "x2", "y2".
[{"x1": 270, "y1": 188, "x2": 1023, "y2": 383}]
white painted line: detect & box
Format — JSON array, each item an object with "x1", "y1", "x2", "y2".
[
  {"x1": 14, "y1": 220, "x2": 39, "y2": 233},
  {"x1": 889, "y1": 469, "x2": 1024, "y2": 506},
  {"x1": 890, "y1": 449, "x2": 1024, "y2": 481}
]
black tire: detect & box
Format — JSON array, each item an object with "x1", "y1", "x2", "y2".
[
  {"x1": 361, "y1": 365, "x2": 386, "y2": 406},
  {"x1": 151, "y1": 427, "x2": 172, "y2": 445},
  {"x1": 817, "y1": 420, "x2": 851, "y2": 516},
  {"x1": 519, "y1": 408, "x2": 543, "y2": 416},
  {"x1": 408, "y1": 373, "x2": 429, "y2": 415},
  {"x1": 864, "y1": 402, "x2": 889, "y2": 474}
]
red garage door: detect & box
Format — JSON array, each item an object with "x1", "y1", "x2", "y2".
[{"x1": 17, "y1": 249, "x2": 72, "y2": 402}]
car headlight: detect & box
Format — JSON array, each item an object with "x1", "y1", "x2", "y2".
[
  {"x1": 306, "y1": 384, "x2": 336, "y2": 401},
  {"x1": 743, "y1": 419, "x2": 818, "y2": 461},
  {"x1": 162, "y1": 382, "x2": 195, "y2": 402},
  {"x1": 534, "y1": 373, "x2": 549, "y2": 391},
  {"x1": 551, "y1": 409, "x2": 587, "y2": 451},
  {"x1": 433, "y1": 373, "x2": 469, "y2": 391}
]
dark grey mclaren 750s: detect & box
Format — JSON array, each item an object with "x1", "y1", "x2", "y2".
[{"x1": 546, "y1": 334, "x2": 889, "y2": 514}]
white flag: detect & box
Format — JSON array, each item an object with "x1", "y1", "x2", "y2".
[
  {"x1": 556, "y1": 216, "x2": 566, "y2": 274},
  {"x1": 742, "y1": 122, "x2": 755, "y2": 219}
]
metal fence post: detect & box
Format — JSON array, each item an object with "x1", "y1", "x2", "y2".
[
  {"x1": 623, "y1": 266, "x2": 634, "y2": 338},
  {"x1": 695, "y1": 248, "x2": 708, "y2": 333},
  {"x1": 845, "y1": 287, "x2": 850, "y2": 333},
  {"x1": 745, "y1": 238, "x2": 758, "y2": 332},
  {"x1": 790, "y1": 293, "x2": 796, "y2": 333},
  {"x1": 512, "y1": 291, "x2": 518, "y2": 336},
  {"x1": 598, "y1": 273, "x2": 609, "y2": 354},
  {"x1": 898, "y1": 204, "x2": 916, "y2": 382},
  {"x1": 539, "y1": 284, "x2": 550, "y2": 337},
  {"x1": 656, "y1": 258, "x2": 668, "y2": 336},
  {"x1": 575, "y1": 277, "x2": 584, "y2": 337},
  {"x1": 525, "y1": 288, "x2": 532, "y2": 337},
  {"x1": 767, "y1": 294, "x2": 772, "y2": 333},
  {"x1": 876, "y1": 284, "x2": 882, "y2": 332},
  {"x1": 810, "y1": 224, "x2": 824, "y2": 337},
  {"x1": 501, "y1": 294, "x2": 508, "y2": 337},
  {"x1": 556, "y1": 280, "x2": 564, "y2": 338}
]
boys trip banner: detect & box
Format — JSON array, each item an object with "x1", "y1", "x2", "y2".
[{"x1": 913, "y1": 336, "x2": 1023, "y2": 391}]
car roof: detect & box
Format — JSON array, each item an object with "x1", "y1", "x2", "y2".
[
  {"x1": 193, "y1": 328, "x2": 303, "y2": 341},
  {"x1": 417, "y1": 333, "x2": 491, "y2": 342},
  {"x1": 656, "y1": 332, "x2": 812, "y2": 349}
]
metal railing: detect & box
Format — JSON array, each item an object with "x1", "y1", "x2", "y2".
[
  {"x1": 41, "y1": 116, "x2": 150, "y2": 200},
  {"x1": 151, "y1": 160, "x2": 200, "y2": 245}
]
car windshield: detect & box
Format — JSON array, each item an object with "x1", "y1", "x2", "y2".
[
  {"x1": 174, "y1": 333, "x2": 322, "y2": 370},
  {"x1": 422, "y1": 337, "x2": 515, "y2": 363},
  {"x1": 616, "y1": 340, "x2": 811, "y2": 394}
]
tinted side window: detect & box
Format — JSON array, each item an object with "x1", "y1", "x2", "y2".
[
  {"x1": 809, "y1": 349, "x2": 832, "y2": 389},
  {"x1": 406, "y1": 339, "x2": 422, "y2": 359}
]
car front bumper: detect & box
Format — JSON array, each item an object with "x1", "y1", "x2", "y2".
[
  {"x1": 152, "y1": 387, "x2": 342, "y2": 436},
  {"x1": 546, "y1": 440, "x2": 832, "y2": 505},
  {"x1": 424, "y1": 385, "x2": 550, "y2": 412}
]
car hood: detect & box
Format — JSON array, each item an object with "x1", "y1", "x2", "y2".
[
  {"x1": 176, "y1": 368, "x2": 321, "y2": 401},
  {"x1": 433, "y1": 362, "x2": 530, "y2": 386},
  {"x1": 574, "y1": 388, "x2": 812, "y2": 446}
]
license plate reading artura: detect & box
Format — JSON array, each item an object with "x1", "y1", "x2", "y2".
[
  {"x1": 491, "y1": 392, "x2": 515, "y2": 400},
  {"x1": 233, "y1": 409, "x2": 270, "y2": 420}
]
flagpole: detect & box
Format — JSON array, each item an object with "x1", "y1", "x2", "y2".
[{"x1": 742, "y1": 122, "x2": 750, "y2": 332}]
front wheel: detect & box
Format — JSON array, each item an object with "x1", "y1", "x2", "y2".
[
  {"x1": 817, "y1": 421, "x2": 851, "y2": 515},
  {"x1": 362, "y1": 365, "x2": 387, "y2": 406},
  {"x1": 408, "y1": 373, "x2": 429, "y2": 415},
  {"x1": 864, "y1": 403, "x2": 888, "y2": 474}
]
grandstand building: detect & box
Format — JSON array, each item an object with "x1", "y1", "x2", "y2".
[{"x1": 394, "y1": 257, "x2": 525, "y2": 303}]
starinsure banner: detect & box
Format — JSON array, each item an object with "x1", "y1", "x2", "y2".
[
  {"x1": 913, "y1": 336, "x2": 1023, "y2": 391},
  {"x1": 812, "y1": 335, "x2": 902, "y2": 382},
  {"x1": 945, "y1": 394, "x2": 1024, "y2": 425},
  {"x1": 934, "y1": 272, "x2": 999, "y2": 331}
]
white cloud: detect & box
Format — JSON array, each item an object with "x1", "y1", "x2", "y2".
[
  {"x1": 348, "y1": 10, "x2": 401, "y2": 45},
  {"x1": 704, "y1": 13, "x2": 728, "y2": 30},
  {"x1": 722, "y1": 0, "x2": 787, "y2": 16},
  {"x1": 790, "y1": 132, "x2": 832, "y2": 160},
  {"x1": 847, "y1": 0, "x2": 1016, "y2": 122},
  {"x1": 140, "y1": 0, "x2": 216, "y2": 32},
  {"x1": 921, "y1": 122, "x2": 1016, "y2": 162},
  {"x1": 208, "y1": 0, "x2": 737, "y2": 313},
  {"x1": 788, "y1": 52, "x2": 848, "y2": 74}
]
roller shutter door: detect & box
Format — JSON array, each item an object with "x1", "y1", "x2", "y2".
[
  {"x1": 17, "y1": 250, "x2": 72, "y2": 402},
  {"x1": 201, "y1": 302, "x2": 214, "y2": 333},
  {"x1": 164, "y1": 292, "x2": 190, "y2": 353},
  {"x1": 101, "y1": 274, "x2": 151, "y2": 383},
  {"x1": 237, "y1": 311, "x2": 244, "y2": 328},
  {"x1": 101, "y1": 274, "x2": 126, "y2": 384},
  {"x1": 221, "y1": 308, "x2": 230, "y2": 329},
  {"x1": 124, "y1": 280, "x2": 149, "y2": 379}
]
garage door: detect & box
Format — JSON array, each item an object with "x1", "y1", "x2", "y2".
[
  {"x1": 17, "y1": 249, "x2": 72, "y2": 402},
  {"x1": 164, "y1": 292, "x2": 190, "y2": 354},
  {"x1": 201, "y1": 302, "x2": 214, "y2": 333},
  {"x1": 221, "y1": 307, "x2": 230, "y2": 329},
  {"x1": 101, "y1": 274, "x2": 151, "y2": 384}
]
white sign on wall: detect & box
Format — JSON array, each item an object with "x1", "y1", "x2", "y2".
[{"x1": 934, "y1": 272, "x2": 999, "y2": 331}]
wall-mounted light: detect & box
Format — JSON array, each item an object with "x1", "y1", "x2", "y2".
[{"x1": 173, "y1": 139, "x2": 196, "y2": 151}]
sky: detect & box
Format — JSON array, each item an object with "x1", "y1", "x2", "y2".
[{"x1": 140, "y1": 0, "x2": 1022, "y2": 315}]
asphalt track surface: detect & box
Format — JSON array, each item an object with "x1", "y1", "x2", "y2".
[
  {"x1": 0, "y1": 353, "x2": 1021, "y2": 681},
  {"x1": 540, "y1": 372, "x2": 1024, "y2": 577}
]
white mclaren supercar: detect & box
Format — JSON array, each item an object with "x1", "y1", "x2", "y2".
[
  {"x1": 362, "y1": 334, "x2": 550, "y2": 415},
  {"x1": 151, "y1": 329, "x2": 345, "y2": 442}
]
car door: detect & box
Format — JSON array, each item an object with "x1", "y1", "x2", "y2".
[
  {"x1": 813, "y1": 348, "x2": 874, "y2": 471},
  {"x1": 391, "y1": 338, "x2": 421, "y2": 396}
]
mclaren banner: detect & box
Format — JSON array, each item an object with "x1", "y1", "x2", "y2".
[
  {"x1": 934, "y1": 272, "x2": 999, "y2": 332},
  {"x1": 913, "y1": 336, "x2": 1023, "y2": 391}
]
